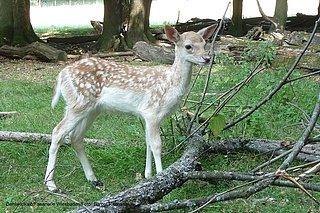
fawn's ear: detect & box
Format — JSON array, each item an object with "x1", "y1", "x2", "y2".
[
  {"x1": 164, "y1": 26, "x2": 180, "y2": 43},
  {"x1": 197, "y1": 24, "x2": 218, "y2": 40}
]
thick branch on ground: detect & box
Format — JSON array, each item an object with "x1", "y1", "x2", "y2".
[
  {"x1": 0, "y1": 131, "x2": 109, "y2": 147},
  {"x1": 209, "y1": 138, "x2": 320, "y2": 162},
  {"x1": 70, "y1": 133, "x2": 208, "y2": 213},
  {"x1": 67, "y1": 134, "x2": 320, "y2": 212},
  {"x1": 0, "y1": 42, "x2": 67, "y2": 62},
  {"x1": 2, "y1": 130, "x2": 319, "y2": 162}
]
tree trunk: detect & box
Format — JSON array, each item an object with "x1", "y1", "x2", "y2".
[
  {"x1": 126, "y1": 0, "x2": 155, "y2": 48},
  {"x1": 271, "y1": 0, "x2": 288, "y2": 32},
  {"x1": 95, "y1": 0, "x2": 126, "y2": 51},
  {"x1": 0, "y1": 0, "x2": 40, "y2": 46},
  {"x1": 230, "y1": 0, "x2": 243, "y2": 37}
]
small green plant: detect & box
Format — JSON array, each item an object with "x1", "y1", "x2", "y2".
[
  {"x1": 214, "y1": 52, "x2": 235, "y2": 65},
  {"x1": 241, "y1": 41, "x2": 277, "y2": 66}
]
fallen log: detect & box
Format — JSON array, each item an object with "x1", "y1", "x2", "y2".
[
  {"x1": 133, "y1": 41, "x2": 174, "y2": 64},
  {"x1": 0, "y1": 42, "x2": 67, "y2": 62}
]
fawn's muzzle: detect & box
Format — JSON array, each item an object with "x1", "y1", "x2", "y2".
[{"x1": 202, "y1": 56, "x2": 211, "y2": 63}]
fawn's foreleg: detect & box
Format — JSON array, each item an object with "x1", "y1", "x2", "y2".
[{"x1": 144, "y1": 118, "x2": 163, "y2": 178}]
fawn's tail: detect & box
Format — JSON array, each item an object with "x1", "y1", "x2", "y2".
[{"x1": 51, "y1": 73, "x2": 62, "y2": 109}]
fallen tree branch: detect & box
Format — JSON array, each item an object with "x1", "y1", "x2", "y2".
[
  {"x1": 187, "y1": 170, "x2": 320, "y2": 192},
  {"x1": 209, "y1": 138, "x2": 320, "y2": 162},
  {"x1": 0, "y1": 131, "x2": 110, "y2": 147},
  {"x1": 2, "y1": 130, "x2": 319, "y2": 162},
  {"x1": 193, "y1": 90, "x2": 320, "y2": 211},
  {"x1": 69, "y1": 131, "x2": 209, "y2": 212},
  {"x1": 66, "y1": 134, "x2": 320, "y2": 212}
]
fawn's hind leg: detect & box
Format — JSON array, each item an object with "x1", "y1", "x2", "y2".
[{"x1": 69, "y1": 111, "x2": 102, "y2": 186}]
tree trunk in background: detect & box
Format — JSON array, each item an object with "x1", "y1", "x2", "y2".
[
  {"x1": 0, "y1": 0, "x2": 40, "y2": 46},
  {"x1": 96, "y1": 0, "x2": 126, "y2": 51},
  {"x1": 230, "y1": 0, "x2": 243, "y2": 37},
  {"x1": 270, "y1": 0, "x2": 288, "y2": 32},
  {"x1": 126, "y1": 0, "x2": 155, "y2": 48}
]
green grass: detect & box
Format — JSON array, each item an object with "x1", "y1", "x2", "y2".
[{"x1": 1, "y1": 41, "x2": 320, "y2": 212}]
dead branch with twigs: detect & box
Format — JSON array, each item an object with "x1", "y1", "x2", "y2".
[{"x1": 64, "y1": 13, "x2": 320, "y2": 213}]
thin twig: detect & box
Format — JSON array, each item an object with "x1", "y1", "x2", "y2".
[
  {"x1": 275, "y1": 170, "x2": 320, "y2": 205},
  {"x1": 297, "y1": 162, "x2": 320, "y2": 180},
  {"x1": 189, "y1": 173, "x2": 275, "y2": 213},
  {"x1": 186, "y1": 2, "x2": 231, "y2": 134},
  {"x1": 287, "y1": 159, "x2": 320, "y2": 172},
  {"x1": 251, "y1": 149, "x2": 292, "y2": 173},
  {"x1": 286, "y1": 101, "x2": 311, "y2": 122},
  {"x1": 286, "y1": 70, "x2": 320, "y2": 84}
]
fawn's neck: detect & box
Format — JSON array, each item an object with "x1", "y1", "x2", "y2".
[{"x1": 171, "y1": 48, "x2": 193, "y2": 91}]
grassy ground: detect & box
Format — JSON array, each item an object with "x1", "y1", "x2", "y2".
[{"x1": 1, "y1": 31, "x2": 320, "y2": 212}]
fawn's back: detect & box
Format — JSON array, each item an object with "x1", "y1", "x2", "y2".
[{"x1": 53, "y1": 57, "x2": 185, "y2": 119}]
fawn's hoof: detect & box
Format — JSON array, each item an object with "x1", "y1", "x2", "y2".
[
  {"x1": 92, "y1": 180, "x2": 103, "y2": 187},
  {"x1": 45, "y1": 181, "x2": 58, "y2": 191}
]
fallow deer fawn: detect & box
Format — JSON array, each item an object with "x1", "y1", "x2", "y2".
[{"x1": 44, "y1": 24, "x2": 217, "y2": 191}]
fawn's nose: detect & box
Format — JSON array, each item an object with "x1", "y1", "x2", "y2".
[
  {"x1": 202, "y1": 56, "x2": 211, "y2": 63},
  {"x1": 203, "y1": 53, "x2": 216, "y2": 63},
  {"x1": 202, "y1": 52, "x2": 216, "y2": 64}
]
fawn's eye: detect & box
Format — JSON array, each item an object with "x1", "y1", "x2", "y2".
[{"x1": 185, "y1": 44, "x2": 192, "y2": 50}]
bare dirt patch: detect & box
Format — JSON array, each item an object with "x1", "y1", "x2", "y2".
[{"x1": 0, "y1": 56, "x2": 65, "y2": 83}]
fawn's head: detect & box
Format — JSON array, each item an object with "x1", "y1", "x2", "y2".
[{"x1": 164, "y1": 24, "x2": 217, "y2": 65}]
